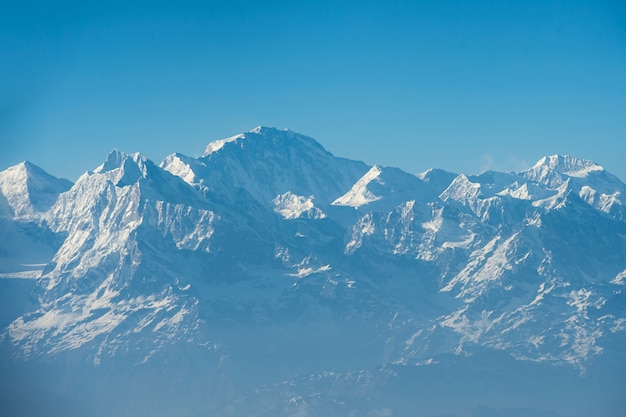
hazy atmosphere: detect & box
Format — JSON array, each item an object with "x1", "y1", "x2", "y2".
[
  {"x1": 2, "y1": 2, "x2": 626, "y2": 417},
  {"x1": 2, "y1": 0, "x2": 625, "y2": 179}
]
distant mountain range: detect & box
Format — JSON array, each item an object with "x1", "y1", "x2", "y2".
[{"x1": 1, "y1": 127, "x2": 625, "y2": 417}]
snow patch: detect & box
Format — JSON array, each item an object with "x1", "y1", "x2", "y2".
[
  {"x1": 272, "y1": 192, "x2": 326, "y2": 220},
  {"x1": 288, "y1": 264, "x2": 331, "y2": 278}
]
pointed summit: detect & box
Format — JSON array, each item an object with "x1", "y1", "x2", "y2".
[
  {"x1": 332, "y1": 165, "x2": 384, "y2": 207},
  {"x1": 92, "y1": 149, "x2": 154, "y2": 187},
  {"x1": 333, "y1": 165, "x2": 439, "y2": 210},
  {"x1": 95, "y1": 149, "x2": 148, "y2": 174},
  {"x1": 0, "y1": 161, "x2": 72, "y2": 218},
  {"x1": 96, "y1": 148, "x2": 126, "y2": 172},
  {"x1": 164, "y1": 127, "x2": 369, "y2": 208},
  {"x1": 82, "y1": 149, "x2": 205, "y2": 207}
]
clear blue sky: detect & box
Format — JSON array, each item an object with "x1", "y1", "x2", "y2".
[{"x1": 2, "y1": 0, "x2": 625, "y2": 181}]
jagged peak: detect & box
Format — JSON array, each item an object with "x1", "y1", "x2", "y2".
[
  {"x1": 94, "y1": 149, "x2": 149, "y2": 174},
  {"x1": 529, "y1": 155, "x2": 603, "y2": 178},
  {"x1": 521, "y1": 154, "x2": 607, "y2": 189},
  {"x1": 91, "y1": 149, "x2": 155, "y2": 187}
]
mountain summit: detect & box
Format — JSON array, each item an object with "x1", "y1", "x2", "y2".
[
  {"x1": 163, "y1": 126, "x2": 369, "y2": 208},
  {"x1": 1, "y1": 129, "x2": 625, "y2": 417},
  {"x1": 0, "y1": 161, "x2": 72, "y2": 218}
]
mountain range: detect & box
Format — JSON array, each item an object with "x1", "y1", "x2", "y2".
[{"x1": 1, "y1": 126, "x2": 625, "y2": 417}]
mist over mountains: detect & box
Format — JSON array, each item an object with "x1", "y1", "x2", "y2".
[{"x1": 1, "y1": 127, "x2": 625, "y2": 417}]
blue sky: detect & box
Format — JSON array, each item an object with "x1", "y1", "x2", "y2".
[{"x1": 2, "y1": 0, "x2": 625, "y2": 181}]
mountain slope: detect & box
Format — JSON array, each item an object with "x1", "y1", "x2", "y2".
[
  {"x1": 162, "y1": 126, "x2": 370, "y2": 210},
  {"x1": 7, "y1": 151, "x2": 219, "y2": 362},
  {"x1": 0, "y1": 129, "x2": 625, "y2": 417}
]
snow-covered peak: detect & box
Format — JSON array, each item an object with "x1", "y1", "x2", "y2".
[
  {"x1": 1, "y1": 161, "x2": 65, "y2": 185},
  {"x1": 203, "y1": 126, "x2": 301, "y2": 156},
  {"x1": 416, "y1": 168, "x2": 459, "y2": 195},
  {"x1": 95, "y1": 149, "x2": 147, "y2": 174},
  {"x1": 164, "y1": 127, "x2": 369, "y2": 209},
  {"x1": 332, "y1": 165, "x2": 439, "y2": 211},
  {"x1": 95, "y1": 148, "x2": 123, "y2": 172},
  {"x1": 0, "y1": 161, "x2": 72, "y2": 218},
  {"x1": 523, "y1": 155, "x2": 604, "y2": 188},
  {"x1": 517, "y1": 155, "x2": 625, "y2": 217},
  {"x1": 0, "y1": 161, "x2": 37, "y2": 187},
  {"x1": 536, "y1": 155, "x2": 603, "y2": 177},
  {"x1": 332, "y1": 165, "x2": 383, "y2": 208},
  {"x1": 204, "y1": 133, "x2": 245, "y2": 155},
  {"x1": 160, "y1": 153, "x2": 197, "y2": 184},
  {"x1": 440, "y1": 174, "x2": 482, "y2": 202},
  {"x1": 93, "y1": 149, "x2": 151, "y2": 187}
]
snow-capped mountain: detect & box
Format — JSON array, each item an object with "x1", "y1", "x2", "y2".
[
  {"x1": 0, "y1": 161, "x2": 72, "y2": 220},
  {"x1": 1, "y1": 127, "x2": 625, "y2": 417},
  {"x1": 161, "y1": 126, "x2": 369, "y2": 211},
  {"x1": 0, "y1": 162, "x2": 72, "y2": 279}
]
